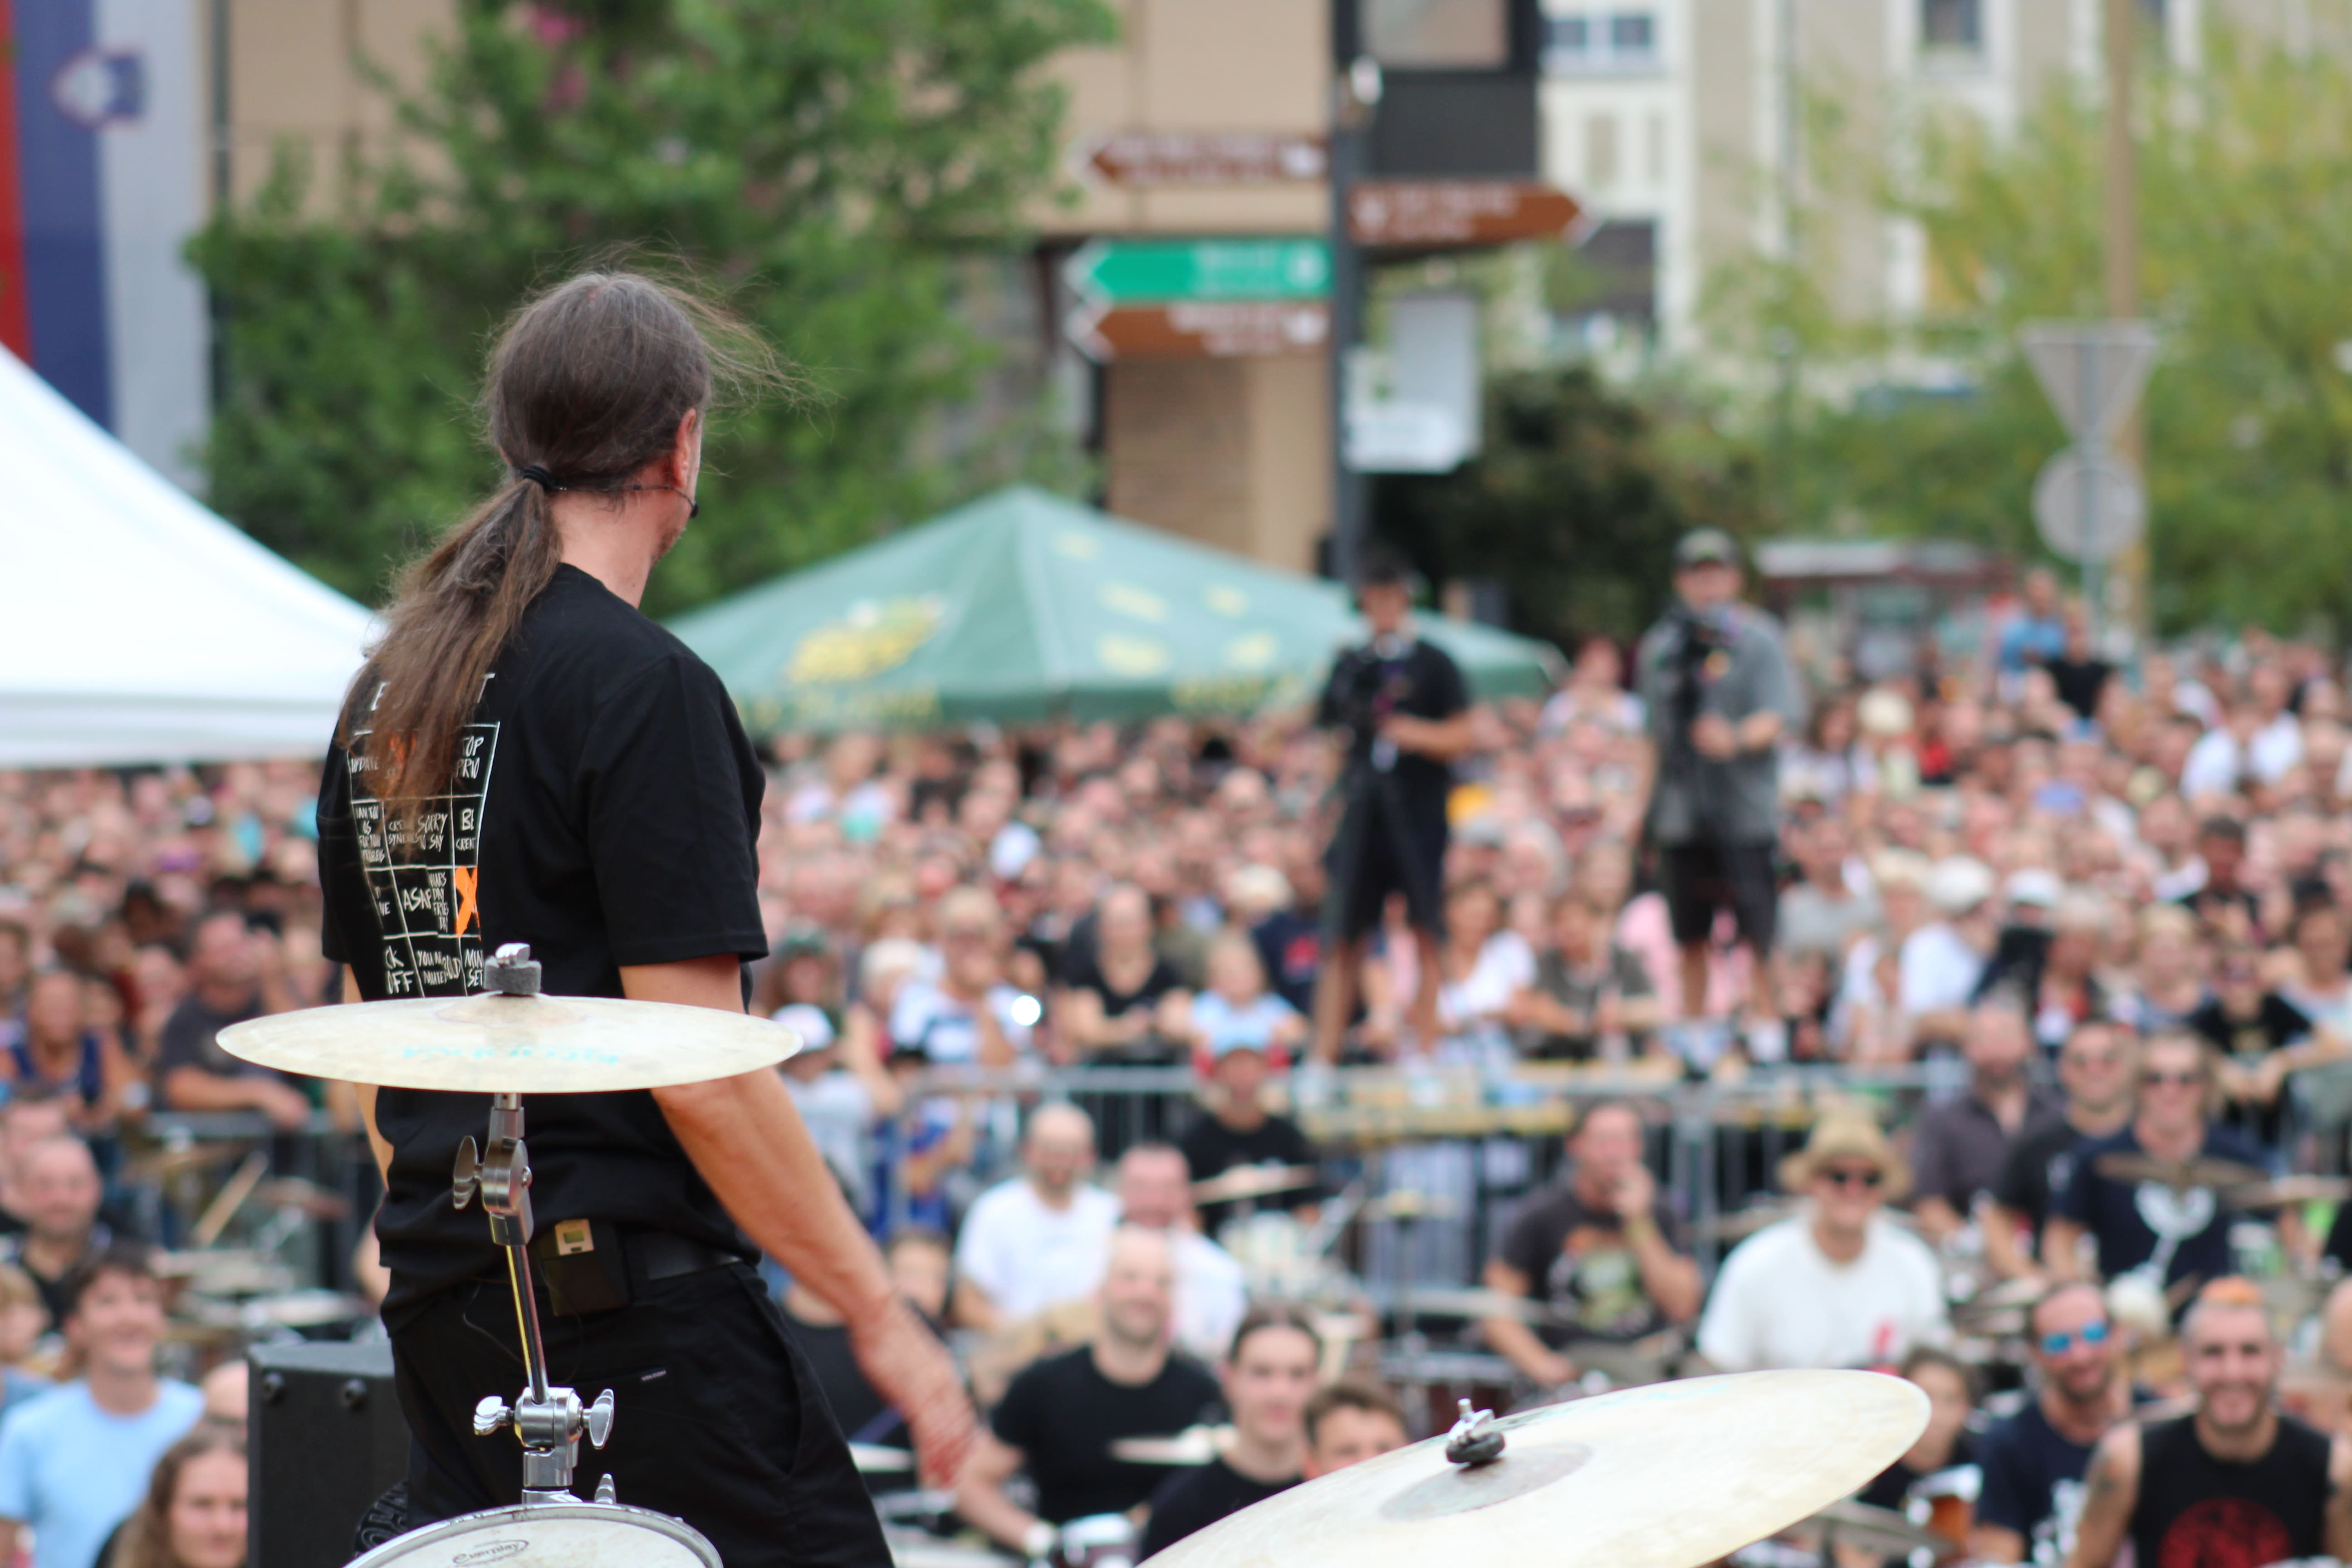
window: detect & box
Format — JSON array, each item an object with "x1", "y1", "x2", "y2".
[
  {"x1": 1364, "y1": 0, "x2": 1510, "y2": 69},
  {"x1": 1921, "y1": 0, "x2": 1982, "y2": 50},
  {"x1": 1542, "y1": 9, "x2": 1658, "y2": 73}
]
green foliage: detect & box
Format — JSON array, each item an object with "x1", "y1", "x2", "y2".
[
  {"x1": 1716, "y1": 11, "x2": 2352, "y2": 636},
  {"x1": 1377, "y1": 368, "x2": 1767, "y2": 648},
  {"x1": 193, "y1": 0, "x2": 1115, "y2": 612}
]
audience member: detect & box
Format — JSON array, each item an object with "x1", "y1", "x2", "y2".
[
  {"x1": 0, "y1": 1246, "x2": 202, "y2": 1568},
  {"x1": 2, "y1": 1139, "x2": 113, "y2": 1326},
  {"x1": 956, "y1": 1229, "x2": 1220, "y2": 1556},
  {"x1": 1187, "y1": 931, "x2": 1305, "y2": 1069},
  {"x1": 1697, "y1": 1112, "x2": 1947, "y2": 1370},
  {"x1": 887, "y1": 887, "x2": 1033, "y2": 1067},
  {"x1": 1113, "y1": 1144, "x2": 1245, "y2": 1363},
  {"x1": 1138, "y1": 1307, "x2": 1319, "y2": 1556},
  {"x1": 154, "y1": 914, "x2": 307, "y2": 1128},
  {"x1": 1910, "y1": 995, "x2": 2062, "y2": 1242},
  {"x1": 1300, "y1": 1380, "x2": 1410, "y2": 1478},
  {"x1": 1971, "y1": 1283, "x2": 2138, "y2": 1565},
  {"x1": 1985, "y1": 1022, "x2": 2136, "y2": 1281},
  {"x1": 1483, "y1": 1101, "x2": 1700, "y2": 1387},
  {"x1": 98, "y1": 1428, "x2": 245, "y2": 1568},
  {"x1": 779, "y1": 1229, "x2": 952, "y2": 1458},
  {"x1": 2, "y1": 973, "x2": 133, "y2": 1133},
  {"x1": 1180, "y1": 1037, "x2": 1318, "y2": 1237},
  {"x1": 1858, "y1": 1346, "x2": 1978, "y2": 1510},
  {"x1": 2067, "y1": 1279, "x2": 2349, "y2": 1568},
  {"x1": 2046, "y1": 1033, "x2": 2279, "y2": 1293},
  {"x1": 1508, "y1": 894, "x2": 1661, "y2": 1062},
  {"x1": 953, "y1": 1104, "x2": 1118, "y2": 1330}
]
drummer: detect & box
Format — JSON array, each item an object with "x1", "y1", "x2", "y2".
[
  {"x1": 313, "y1": 270, "x2": 970, "y2": 1567},
  {"x1": 1482, "y1": 1100, "x2": 1699, "y2": 1388}
]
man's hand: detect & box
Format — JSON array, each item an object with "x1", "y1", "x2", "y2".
[
  {"x1": 1689, "y1": 714, "x2": 1737, "y2": 760},
  {"x1": 1611, "y1": 1161, "x2": 1657, "y2": 1223},
  {"x1": 849, "y1": 1296, "x2": 976, "y2": 1488},
  {"x1": 254, "y1": 1077, "x2": 315, "y2": 1131}
]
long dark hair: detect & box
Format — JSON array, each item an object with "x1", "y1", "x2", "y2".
[
  {"x1": 107, "y1": 1426, "x2": 246, "y2": 1568},
  {"x1": 346, "y1": 267, "x2": 779, "y2": 838}
]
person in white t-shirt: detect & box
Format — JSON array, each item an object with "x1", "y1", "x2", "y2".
[
  {"x1": 1112, "y1": 1143, "x2": 1246, "y2": 1362},
  {"x1": 1697, "y1": 1112, "x2": 1948, "y2": 1372},
  {"x1": 1900, "y1": 858, "x2": 1998, "y2": 1051},
  {"x1": 953, "y1": 1103, "x2": 1119, "y2": 1330}
]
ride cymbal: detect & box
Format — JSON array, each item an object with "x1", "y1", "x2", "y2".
[
  {"x1": 1191, "y1": 1165, "x2": 1318, "y2": 1205},
  {"x1": 219, "y1": 992, "x2": 799, "y2": 1093},
  {"x1": 1148, "y1": 1371, "x2": 1927, "y2": 1568}
]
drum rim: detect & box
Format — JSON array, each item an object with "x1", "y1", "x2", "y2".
[{"x1": 345, "y1": 1497, "x2": 722, "y2": 1568}]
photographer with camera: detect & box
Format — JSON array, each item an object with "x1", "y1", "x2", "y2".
[
  {"x1": 1636, "y1": 529, "x2": 1804, "y2": 1069},
  {"x1": 1311, "y1": 551, "x2": 1475, "y2": 1060}
]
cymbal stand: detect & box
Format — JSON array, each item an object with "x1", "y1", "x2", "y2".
[{"x1": 450, "y1": 944, "x2": 617, "y2": 1505}]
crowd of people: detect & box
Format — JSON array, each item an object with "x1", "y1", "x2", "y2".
[{"x1": 9, "y1": 542, "x2": 2352, "y2": 1560}]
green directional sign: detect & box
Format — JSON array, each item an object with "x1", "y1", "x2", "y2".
[{"x1": 1066, "y1": 238, "x2": 1331, "y2": 304}]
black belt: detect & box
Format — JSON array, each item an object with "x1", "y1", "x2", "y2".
[{"x1": 521, "y1": 1220, "x2": 746, "y2": 1316}]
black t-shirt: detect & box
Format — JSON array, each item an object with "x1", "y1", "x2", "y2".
[
  {"x1": 1993, "y1": 1117, "x2": 2094, "y2": 1235},
  {"x1": 1496, "y1": 1180, "x2": 1686, "y2": 1347},
  {"x1": 1180, "y1": 1114, "x2": 1318, "y2": 1233},
  {"x1": 1860, "y1": 1431, "x2": 1975, "y2": 1512},
  {"x1": 1316, "y1": 636, "x2": 1469, "y2": 815},
  {"x1": 2131, "y1": 1413, "x2": 2332, "y2": 1568},
  {"x1": 318, "y1": 565, "x2": 769, "y2": 1320},
  {"x1": 780, "y1": 1303, "x2": 891, "y2": 1447},
  {"x1": 2053, "y1": 1124, "x2": 2267, "y2": 1289},
  {"x1": 2187, "y1": 993, "x2": 2309, "y2": 1060},
  {"x1": 989, "y1": 1345, "x2": 1221, "y2": 1524},
  {"x1": 2045, "y1": 657, "x2": 2112, "y2": 722},
  {"x1": 1060, "y1": 950, "x2": 1183, "y2": 1018},
  {"x1": 156, "y1": 990, "x2": 267, "y2": 1081},
  {"x1": 1139, "y1": 1457, "x2": 1296, "y2": 1557},
  {"x1": 1975, "y1": 1395, "x2": 2171, "y2": 1559}
]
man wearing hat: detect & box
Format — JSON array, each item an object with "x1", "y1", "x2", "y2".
[
  {"x1": 1635, "y1": 528, "x2": 1804, "y2": 1068},
  {"x1": 1695, "y1": 1111, "x2": 1949, "y2": 1371}
]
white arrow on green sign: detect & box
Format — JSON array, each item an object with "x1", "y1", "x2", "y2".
[{"x1": 1065, "y1": 238, "x2": 1331, "y2": 304}]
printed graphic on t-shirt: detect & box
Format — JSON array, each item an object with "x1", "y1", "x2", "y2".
[
  {"x1": 1544, "y1": 1226, "x2": 1651, "y2": 1337},
  {"x1": 2157, "y1": 1496, "x2": 2294, "y2": 1568},
  {"x1": 346, "y1": 715, "x2": 499, "y2": 998}
]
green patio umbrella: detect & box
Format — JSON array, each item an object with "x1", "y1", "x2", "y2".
[{"x1": 668, "y1": 485, "x2": 1563, "y2": 732}]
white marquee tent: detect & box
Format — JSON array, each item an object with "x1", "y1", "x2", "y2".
[{"x1": 1, "y1": 348, "x2": 373, "y2": 767}]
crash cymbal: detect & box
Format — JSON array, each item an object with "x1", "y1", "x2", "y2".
[
  {"x1": 2226, "y1": 1176, "x2": 2352, "y2": 1210},
  {"x1": 253, "y1": 1177, "x2": 352, "y2": 1219},
  {"x1": 1149, "y1": 1371, "x2": 1928, "y2": 1568},
  {"x1": 1191, "y1": 1165, "x2": 1318, "y2": 1205},
  {"x1": 124, "y1": 1140, "x2": 255, "y2": 1182},
  {"x1": 1360, "y1": 1190, "x2": 1457, "y2": 1223},
  {"x1": 1694, "y1": 1204, "x2": 1795, "y2": 1244},
  {"x1": 849, "y1": 1443, "x2": 916, "y2": 1474},
  {"x1": 2092, "y1": 1152, "x2": 2266, "y2": 1191},
  {"x1": 1399, "y1": 1287, "x2": 1567, "y2": 1326},
  {"x1": 1805, "y1": 1499, "x2": 1956, "y2": 1558},
  {"x1": 1110, "y1": 1425, "x2": 1229, "y2": 1465},
  {"x1": 218, "y1": 992, "x2": 799, "y2": 1093}
]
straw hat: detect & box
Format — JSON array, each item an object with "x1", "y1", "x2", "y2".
[{"x1": 1777, "y1": 1111, "x2": 1911, "y2": 1202}]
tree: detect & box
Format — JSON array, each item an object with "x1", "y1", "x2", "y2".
[
  {"x1": 1377, "y1": 367, "x2": 1766, "y2": 650},
  {"x1": 1713, "y1": 11, "x2": 2352, "y2": 635},
  {"x1": 193, "y1": 0, "x2": 1113, "y2": 612}
]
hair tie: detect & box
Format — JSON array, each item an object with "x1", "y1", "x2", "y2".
[{"x1": 518, "y1": 463, "x2": 559, "y2": 491}]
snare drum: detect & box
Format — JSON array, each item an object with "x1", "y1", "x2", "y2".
[{"x1": 345, "y1": 1498, "x2": 721, "y2": 1568}]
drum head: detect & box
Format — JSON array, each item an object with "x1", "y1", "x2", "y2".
[{"x1": 346, "y1": 1499, "x2": 721, "y2": 1568}]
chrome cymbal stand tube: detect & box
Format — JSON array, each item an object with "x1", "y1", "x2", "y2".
[{"x1": 450, "y1": 944, "x2": 617, "y2": 1505}]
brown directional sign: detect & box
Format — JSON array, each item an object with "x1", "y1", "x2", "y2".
[
  {"x1": 1080, "y1": 132, "x2": 1328, "y2": 186},
  {"x1": 1348, "y1": 181, "x2": 1583, "y2": 247},
  {"x1": 1067, "y1": 300, "x2": 1332, "y2": 363}
]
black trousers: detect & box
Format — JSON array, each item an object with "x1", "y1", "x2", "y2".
[{"x1": 388, "y1": 1262, "x2": 890, "y2": 1568}]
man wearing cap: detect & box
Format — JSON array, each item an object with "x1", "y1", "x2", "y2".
[
  {"x1": 1635, "y1": 529, "x2": 1804, "y2": 1067},
  {"x1": 1312, "y1": 549, "x2": 1475, "y2": 1059},
  {"x1": 1695, "y1": 1112, "x2": 1948, "y2": 1371}
]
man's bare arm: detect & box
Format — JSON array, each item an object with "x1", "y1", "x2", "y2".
[
  {"x1": 1480, "y1": 1258, "x2": 1573, "y2": 1385},
  {"x1": 954, "y1": 1430, "x2": 1039, "y2": 1550},
  {"x1": 2066, "y1": 1424, "x2": 2141, "y2": 1568},
  {"x1": 1969, "y1": 1523, "x2": 2027, "y2": 1563},
  {"x1": 1980, "y1": 1202, "x2": 2043, "y2": 1281},
  {"x1": 2325, "y1": 1431, "x2": 2352, "y2": 1562},
  {"x1": 628, "y1": 955, "x2": 975, "y2": 1487},
  {"x1": 2042, "y1": 1216, "x2": 2091, "y2": 1283}
]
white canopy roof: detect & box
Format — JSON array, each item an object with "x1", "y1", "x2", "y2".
[{"x1": 0, "y1": 348, "x2": 372, "y2": 767}]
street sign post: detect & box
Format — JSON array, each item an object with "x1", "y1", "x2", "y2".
[
  {"x1": 1065, "y1": 300, "x2": 1331, "y2": 363},
  {"x1": 2032, "y1": 448, "x2": 2146, "y2": 564},
  {"x1": 1064, "y1": 239, "x2": 1330, "y2": 305},
  {"x1": 2019, "y1": 319, "x2": 2158, "y2": 639},
  {"x1": 1347, "y1": 181, "x2": 1581, "y2": 247},
  {"x1": 1076, "y1": 132, "x2": 1328, "y2": 186}
]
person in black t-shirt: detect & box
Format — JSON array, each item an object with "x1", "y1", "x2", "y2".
[
  {"x1": 2040, "y1": 601, "x2": 2112, "y2": 725},
  {"x1": 777, "y1": 1230, "x2": 958, "y2": 1479},
  {"x1": 1055, "y1": 884, "x2": 1191, "y2": 1063},
  {"x1": 2193, "y1": 945, "x2": 2310, "y2": 1148},
  {"x1": 1971, "y1": 1284, "x2": 2138, "y2": 1564},
  {"x1": 1984, "y1": 1021, "x2": 2135, "y2": 1281},
  {"x1": 1857, "y1": 1347, "x2": 1977, "y2": 1513},
  {"x1": 2069, "y1": 1279, "x2": 2352, "y2": 1568},
  {"x1": 1180, "y1": 1041, "x2": 1318, "y2": 1235},
  {"x1": 314, "y1": 272, "x2": 967, "y2": 1568},
  {"x1": 1310, "y1": 550, "x2": 1473, "y2": 1059},
  {"x1": 957, "y1": 1229, "x2": 1221, "y2": 1559},
  {"x1": 1138, "y1": 1306, "x2": 1318, "y2": 1557},
  {"x1": 1483, "y1": 1101, "x2": 1700, "y2": 1387}
]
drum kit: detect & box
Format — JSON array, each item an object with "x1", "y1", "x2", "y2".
[{"x1": 215, "y1": 944, "x2": 1937, "y2": 1568}]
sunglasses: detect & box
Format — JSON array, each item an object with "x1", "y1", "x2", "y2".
[
  {"x1": 1818, "y1": 1166, "x2": 1884, "y2": 1191},
  {"x1": 2141, "y1": 1069, "x2": 2205, "y2": 1089},
  {"x1": 2040, "y1": 1319, "x2": 2112, "y2": 1356}
]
